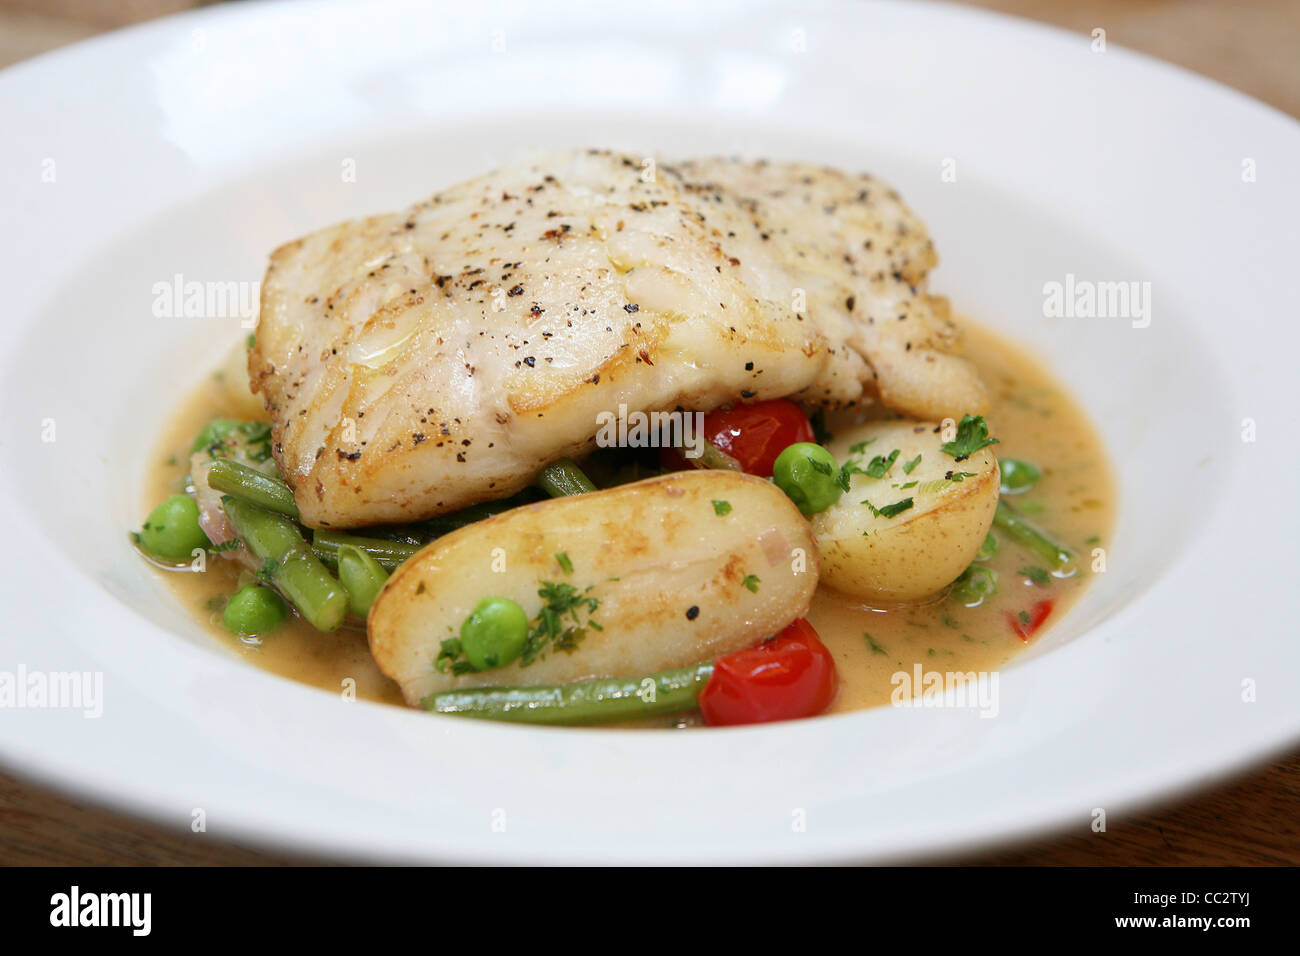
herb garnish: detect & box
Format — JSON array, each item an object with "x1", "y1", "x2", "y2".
[
  {"x1": 865, "y1": 449, "x2": 901, "y2": 478},
  {"x1": 864, "y1": 633, "x2": 888, "y2": 655},
  {"x1": 742, "y1": 574, "x2": 761, "y2": 593},
  {"x1": 902, "y1": 454, "x2": 922, "y2": 474},
  {"x1": 555, "y1": 551, "x2": 573, "y2": 575},
  {"x1": 939, "y1": 415, "x2": 999, "y2": 461},
  {"x1": 520, "y1": 581, "x2": 600, "y2": 666},
  {"x1": 435, "y1": 637, "x2": 479, "y2": 675},
  {"x1": 712, "y1": 500, "x2": 732, "y2": 516},
  {"x1": 863, "y1": 497, "x2": 914, "y2": 519}
]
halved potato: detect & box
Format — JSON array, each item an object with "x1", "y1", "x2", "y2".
[
  {"x1": 369, "y1": 470, "x2": 819, "y2": 705},
  {"x1": 813, "y1": 419, "x2": 999, "y2": 605}
]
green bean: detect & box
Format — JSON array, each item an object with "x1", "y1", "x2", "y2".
[
  {"x1": 222, "y1": 497, "x2": 348, "y2": 631},
  {"x1": 424, "y1": 662, "x2": 715, "y2": 725},
  {"x1": 993, "y1": 499, "x2": 1073, "y2": 569},
  {"x1": 137, "y1": 494, "x2": 210, "y2": 562},
  {"x1": 535, "y1": 457, "x2": 598, "y2": 497},
  {"x1": 336, "y1": 544, "x2": 390, "y2": 618},
  {"x1": 950, "y1": 566, "x2": 998, "y2": 607},
  {"x1": 999, "y1": 458, "x2": 1042, "y2": 494},
  {"x1": 222, "y1": 584, "x2": 288, "y2": 635},
  {"x1": 458, "y1": 597, "x2": 529, "y2": 670},
  {"x1": 312, "y1": 530, "x2": 421, "y2": 571},
  {"x1": 772, "y1": 442, "x2": 843, "y2": 516},
  {"x1": 206, "y1": 459, "x2": 300, "y2": 519},
  {"x1": 413, "y1": 489, "x2": 545, "y2": 536}
]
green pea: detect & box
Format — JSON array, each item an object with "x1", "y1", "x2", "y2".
[
  {"x1": 222, "y1": 584, "x2": 289, "y2": 635},
  {"x1": 337, "y1": 544, "x2": 390, "y2": 618},
  {"x1": 460, "y1": 597, "x2": 529, "y2": 671},
  {"x1": 975, "y1": 532, "x2": 999, "y2": 562},
  {"x1": 191, "y1": 418, "x2": 241, "y2": 453},
  {"x1": 950, "y1": 566, "x2": 998, "y2": 607},
  {"x1": 999, "y1": 458, "x2": 1041, "y2": 494},
  {"x1": 772, "y1": 442, "x2": 844, "y2": 517},
  {"x1": 137, "y1": 494, "x2": 209, "y2": 562}
]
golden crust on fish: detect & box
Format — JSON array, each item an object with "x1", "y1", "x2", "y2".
[{"x1": 250, "y1": 149, "x2": 984, "y2": 528}]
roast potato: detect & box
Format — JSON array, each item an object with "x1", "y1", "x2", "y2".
[
  {"x1": 813, "y1": 419, "x2": 999, "y2": 605},
  {"x1": 369, "y1": 470, "x2": 819, "y2": 705}
]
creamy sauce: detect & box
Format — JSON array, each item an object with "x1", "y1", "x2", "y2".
[{"x1": 145, "y1": 319, "x2": 1115, "y2": 723}]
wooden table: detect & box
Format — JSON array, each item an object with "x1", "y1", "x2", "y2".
[{"x1": 1, "y1": 0, "x2": 1296, "y2": 866}]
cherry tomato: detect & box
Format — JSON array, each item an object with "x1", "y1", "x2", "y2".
[
  {"x1": 699, "y1": 619, "x2": 839, "y2": 726},
  {"x1": 1006, "y1": 600, "x2": 1054, "y2": 641},
  {"x1": 660, "y1": 399, "x2": 815, "y2": 477}
]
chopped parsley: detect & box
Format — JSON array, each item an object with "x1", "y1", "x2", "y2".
[
  {"x1": 848, "y1": 438, "x2": 877, "y2": 456},
  {"x1": 864, "y1": 448, "x2": 900, "y2": 478},
  {"x1": 863, "y1": 497, "x2": 914, "y2": 519},
  {"x1": 435, "y1": 637, "x2": 478, "y2": 675},
  {"x1": 555, "y1": 552, "x2": 573, "y2": 575},
  {"x1": 193, "y1": 419, "x2": 274, "y2": 463},
  {"x1": 864, "y1": 633, "x2": 888, "y2": 655},
  {"x1": 835, "y1": 464, "x2": 856, "y2": 492},
  {"x1": 902, "y1": 453, "x2": 922, "y2": 474},
  {"x1": 712, "y1": 499, "x2": 732, "y2": 516},
  {"x1": 939, "y1": 415, "x2": 999, "y2": 461},
  {"x1": 520, "y1": 581, "x2": 600, "y2": 666},
  {"x1": 742, "y1": 574, "x2": 761, "y2": 593}
]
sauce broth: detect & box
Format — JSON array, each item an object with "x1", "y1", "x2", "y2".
[{"x1": 145, "y1": 319, "x2": 1115, "y2": 722}]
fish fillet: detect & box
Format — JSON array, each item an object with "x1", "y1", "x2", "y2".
[{"x1": 250, "y1": 149, "x2": 985, "y2": 528}]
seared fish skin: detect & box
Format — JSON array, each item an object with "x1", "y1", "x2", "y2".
[{"x1": 251, "y1": 149, "x2": 984, "y2": 528}]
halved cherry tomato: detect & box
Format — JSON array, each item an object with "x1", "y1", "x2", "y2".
[
  {"x1": 699, "y1": 618, "x2": 839, "y2": 726},
  {"x1": 660, "y1": 398, "x2": 814, "y2": 477},
  {"x1": 1006, "y1": 600, "x2": 1054, "y2": 641}
]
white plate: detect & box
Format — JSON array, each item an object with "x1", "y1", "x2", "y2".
[{"x1": 1, "y1": 0, "x2": 1297, "y2": 864}]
